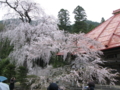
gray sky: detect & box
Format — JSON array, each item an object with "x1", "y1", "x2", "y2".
[
  {"x1": 0, "y1": 0, "x2": 120, "y2": 23},
  {"x1": 35, "y1": 0, "x2": 120, "y2": 23}
]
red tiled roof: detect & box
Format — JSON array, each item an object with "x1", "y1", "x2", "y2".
[{"x1": 86, "y1": 9, "x2": 120, "y2": 50}]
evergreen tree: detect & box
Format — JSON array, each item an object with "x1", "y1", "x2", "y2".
[
  {"x1": 85, "y1": 20, "x2": 100, "y2": 33},
  {"x1": 73, "y1": 21, "x2": 87, "y2": 33},
  {"x1": 0, "y1": 39, "x2": 13, "y2": 59},
  {"x1": 16, "y1": 66, "x2": 28, "y2": 86},
  {"x1": 72, "y1": 5, "x2": 87, "y2": 33},
  {"x1": 87, "y1": 24, "x2": 95, "y2": 32},
  {"x1": 58, "y1": 9, "x2": 71, "y2": 31},
  {"x1": 101, "y1": 17, "x2": 105, "y2": 24},
  {"x1": 0, "y1": 58, "x2": 10, "y2": 75},
  {"x1": 3, "y1": 64, "x2": 16, "y2": 81},
  {"x1": 73, "y1": 5, "x2": 87, "y2": 22}
]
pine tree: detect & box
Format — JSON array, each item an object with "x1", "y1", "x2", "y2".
[
  {"x1": 58, "y1": 9, "x2": 71, "y2": 32},
  {"x1": 73, "y1": 5, "x2": 87, "y2": 33},
  {"x1": 101, "y1": 17, "x2": 105, "y2": 24},
  {"x1": 73, "y1": 5, "x2": 87, "y2": 22}
]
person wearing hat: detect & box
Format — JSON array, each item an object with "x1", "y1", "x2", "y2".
[
  {"x1": 87, "y1": 80, "x2": 95, "y2": 90},
  {"x1": 47, "y1": 83, "x2": 59, "y2": 90}
]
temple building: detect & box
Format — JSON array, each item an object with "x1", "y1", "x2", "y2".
[{"x1": 86, "y1": 9, "x2": 120, "y2": 77}]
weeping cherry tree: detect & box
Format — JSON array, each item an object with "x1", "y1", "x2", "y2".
[{"x1": 0, "y1": 0, "x2": 119, "y2": 88}]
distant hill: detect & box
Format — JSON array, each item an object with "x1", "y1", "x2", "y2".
[
  {"x1": 0, "y1": 20, "x2": 3, "y2": 23},
  {"x1": 85, "y1": 20, "x2": 100, "y2": 26},
  {"x1": 85, "y1": 20, "x2": 100, "y2": 33}
]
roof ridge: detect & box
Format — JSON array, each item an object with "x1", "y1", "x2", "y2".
[
  {"x1": 86, "y1": 9, "x2": 120, "y2": 50},
  {"x1": 106, "y1": 16, "x2": 120, "y2": 47},
  {"x1": 96, "y1": 15, "x2": 115, "y2": 41}
]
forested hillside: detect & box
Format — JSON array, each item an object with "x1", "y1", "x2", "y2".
[
  {"x1": 85, "y1": 20, "x2": 99, "y2": 26},
  {"x1": 85, "y1": 20, "x2": 100, "y2": 33}
]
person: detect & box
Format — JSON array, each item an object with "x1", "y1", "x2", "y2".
[
  {"x1": 47, "y1": 83, "x2": 59, "y2": 90},
  {"x1": 0, "y1": 81, "x2": 10, "y2": 90},
  {"x1": 9, "y1": 77, "x2": 15, "y2": 90},
  {"x1": 87, "y1": 80, "x2": 95, "y2": 90}
]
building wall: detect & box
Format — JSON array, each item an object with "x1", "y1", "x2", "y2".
[{"x1": 102, "y1": 47, "x2": 120, "y2": 84}]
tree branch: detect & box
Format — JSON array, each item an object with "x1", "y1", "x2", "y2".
[{"x1": 0, "y1": 0, "x2": 33, "y2": 23}]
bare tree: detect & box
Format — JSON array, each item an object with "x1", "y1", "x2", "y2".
[{"x1": 0, "y1": 0, "x2": 43, "y2": 23}]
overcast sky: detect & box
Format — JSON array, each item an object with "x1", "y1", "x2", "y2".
[{"x1": 0, "y1": 0, "x2": 120, "y2": 23}]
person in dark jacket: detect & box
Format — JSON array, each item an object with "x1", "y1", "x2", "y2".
[
  {"x1": 47, "y1": 83, "x2": 59, "y2": 90},
  {"x1": 87, "y1": 81, "x2": 95, "y2": 90},
  {"x1": 9, "y1": 77, "x2": 15, "y2": 90}
]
